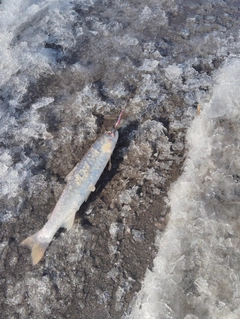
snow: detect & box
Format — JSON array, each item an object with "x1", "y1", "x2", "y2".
[{"x1": 208, "y1": 56, "x2": 240, "y2": 118}]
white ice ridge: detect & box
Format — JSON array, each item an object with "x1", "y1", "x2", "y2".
[{"x1": 127, "y1": 56, "x2": 240, "y2": 319}]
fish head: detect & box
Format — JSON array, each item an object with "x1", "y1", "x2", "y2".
[
  {"x1": 100, "y1": 129, "x2": 119, "y2": 154},
  {"x1": 105, "y1": 129, "x2": 119, "y2": 145}
]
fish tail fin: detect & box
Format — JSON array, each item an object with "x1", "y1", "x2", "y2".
[{"x1": 21, "y1": 232, "x2": 50, "y2": 265}]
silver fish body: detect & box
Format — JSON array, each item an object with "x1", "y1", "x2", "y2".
[{"x1": 21, "y1": 130, "x2": 119, "y2": 265}]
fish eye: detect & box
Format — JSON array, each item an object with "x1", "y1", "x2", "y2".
[{"x1": 107, "y1": 130, "x2": 115, "y2": 137}]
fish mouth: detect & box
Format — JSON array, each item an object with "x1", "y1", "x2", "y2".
[
  {"x1": 107, "y1": 129, "x2": 119, "y2": 141},
  {"x1": 107, "y1": 129, "x2": 116, "y2": 137}
]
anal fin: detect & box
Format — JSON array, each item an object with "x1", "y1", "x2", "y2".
[{"x1": 61, "y1": 214, "x2": 75, "y2": 231}]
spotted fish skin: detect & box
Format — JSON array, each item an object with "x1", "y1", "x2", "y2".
[{"x1": 21, "y1": 130, "x2": 119, "y2": 265}]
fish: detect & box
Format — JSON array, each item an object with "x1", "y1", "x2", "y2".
[{"x1": 21, "y1": 110, "x2": 124, "y2": 265}]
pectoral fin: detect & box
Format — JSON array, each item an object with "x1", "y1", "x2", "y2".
[
  {"x1": 61, "y1": 214, "x2": 75, "y2": 231},
  {"x1": 47, "y1": 212, "x2": 53, "y2": 220},
  {"x1": 84, "y1": 183, "x2": 96, "y2": 202},
  {"x1": 89, "y1": 183, "x2": 96, "y2": 192}
]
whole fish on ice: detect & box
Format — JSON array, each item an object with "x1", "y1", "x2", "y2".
[{"x1": 21, "y1": 126, "x2": 120, "y2": 265}]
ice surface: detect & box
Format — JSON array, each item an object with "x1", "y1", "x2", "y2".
[
  {"x1": 127, "y1": 57, "x2": 240, "y2": 319},
  {"x1": 1, "y1": 0, "x2": 240, "y2": 318}
]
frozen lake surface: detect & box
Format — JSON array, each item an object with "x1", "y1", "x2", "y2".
[
  {"x1": 129, "y1": 56, "x2": 240, "y2": 319},
  {"x1": 1, "y1": 1, "x2": 240, "y2": 318}
]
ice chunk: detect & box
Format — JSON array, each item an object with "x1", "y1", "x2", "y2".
[
  {"x1": 139, "y1": 59, "x2": 159, "y2": 72},
  {"x1": 132, "y1": 229, "x2": 145, "y2": 242},
  {"x1": 164, "y1": 64, "x2": 183, "y2": 83},
  {"x1": 109, "y1": 222, "x2": 124, "y2": 239},
  {"x1": 32, "y1": 97, "x2": 54, "y2": 109}
]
